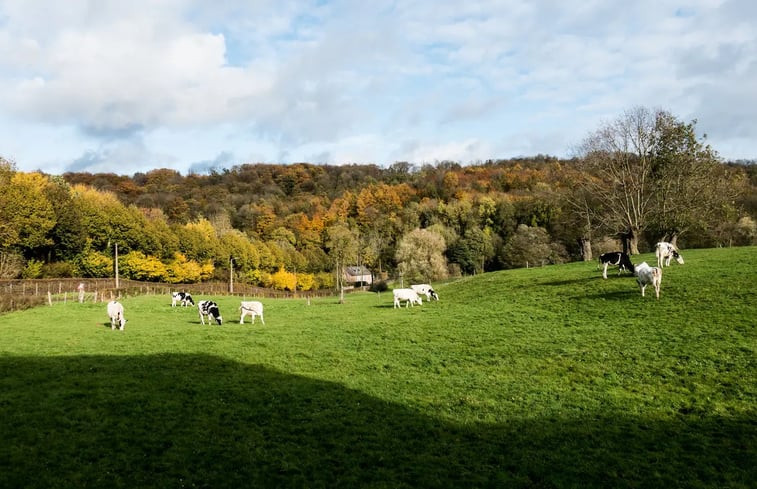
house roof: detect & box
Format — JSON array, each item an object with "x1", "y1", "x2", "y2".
[{"x1": 344, "y1": 266, "x2": 371, "y2": 276}]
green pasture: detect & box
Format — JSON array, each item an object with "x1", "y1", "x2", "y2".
[{"x1": 1, "y1": 247, "x2": 755, "y2": 488}]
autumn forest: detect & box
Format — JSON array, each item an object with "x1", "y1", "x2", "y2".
[{"x1": 2, "y1": 108, "x2": 756, "y2": 290}]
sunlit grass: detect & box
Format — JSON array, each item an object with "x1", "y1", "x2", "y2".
[{"x1": 1, "y1": 247, "x2": 755, "y2": 488}]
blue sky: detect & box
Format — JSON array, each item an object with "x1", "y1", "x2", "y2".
[{"x1": 1, "y1": 0, "x2": 755, "y2": 175}]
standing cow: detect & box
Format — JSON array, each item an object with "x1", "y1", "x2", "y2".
[
  {"x1": 598, "y1": 252, "x2": 635, "y2": 279},
  {"x1": 198, "y1": 300, "x2": 223, "y2": 325},
  {"x1": 655, "y1": 242, "x2": 684, "y2": 268},
  {"x1": 634, "y1": 262, "x2": 662, "y2": 299},
  {"x1": 393, "y1": 288, "x2": 423, "y2": 308},
  {"x1": 107, "y1": 301, "x2": 127, "y2": 330},
  {"x1": 239, "y1": 301, "x2": 265, "y2": 325}
]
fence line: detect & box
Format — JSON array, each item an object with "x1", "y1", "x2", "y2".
[{"x1": 0, "y1": 278, "x2": 339, "y2": 314}]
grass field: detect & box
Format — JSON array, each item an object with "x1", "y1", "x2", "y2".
[{"x1": 1, "y1": 247, "x2": 755, "y2": 488}]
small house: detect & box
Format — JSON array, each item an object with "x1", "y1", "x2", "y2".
[{"x1": 343, "y1": 266, "x2": 373, "y2": 286}]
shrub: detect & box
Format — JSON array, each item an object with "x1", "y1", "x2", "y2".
[
  {"x1": 271, "y1": 268, "x2": 296, "y2": 291},
  {"x1": 21, "y1": 259, "x2": 43, "y2": 279},
  {"x1": 369, "y1": 280, "x2": 388, "y2": 293},
  {"x1": 0, "y1": 252, "x2": 24, "y2": 278},
  {"x1": 77, "y1": 250, "x2": 113, "y2": 278},
  {"x1": 40, "y1": 261, "x2": 77, "y2": 278},
  {"x1": 296, "y1": 273, "x2": 315, "y2": 291}
]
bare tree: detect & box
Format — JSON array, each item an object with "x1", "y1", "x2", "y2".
[{"x1": 577, "y1": 106, "x2": 658, "y2": 254}]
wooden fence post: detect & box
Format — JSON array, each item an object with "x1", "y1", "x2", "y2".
[{"x1": 47, "y1": 291, "x2": 52, "y2": 306}]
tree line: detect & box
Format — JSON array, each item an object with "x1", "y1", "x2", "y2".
[{"x1": 1, "y1": 107, "x2": 755, "y2": 289}]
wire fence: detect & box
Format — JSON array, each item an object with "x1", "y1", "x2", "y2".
[{"x1": 0, "y1": 278, "x2": 339, "y2": 314}]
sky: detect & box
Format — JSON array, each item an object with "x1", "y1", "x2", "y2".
[{"x1": 0, "y1": 0, "x2": 755, "y2": 176}]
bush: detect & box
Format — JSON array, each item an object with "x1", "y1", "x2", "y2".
[
  {"x1": 21, "y1": 259, "x2": 44, "y2": 279},
  {"x1": 270, "y1": 268, "x2": 296, "y2": 291},
  {"x1": 0, "y1": 252, "x2": 24, "y2": 278},
  {"x1": 40, "y1": 261, "x2": 77, "y2": 278},
  {"x1": 369, "y1": 280, "x2": 388, "y2": 293},
  {"x1": 296, "y1": 273, "x2": 315, "y2": 291},
  {"x1": 77, "y1": 250, "x2": 113, "y2": 278}
]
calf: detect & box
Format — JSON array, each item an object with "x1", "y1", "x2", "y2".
[
  {"x1": 198, "y1": 300, "x2": 223, "y2": 325},
  {"x1": 107, "y1": 301, "x2": 127, "y2": 330},
  {"x1": 410, "y1": 284, "x2": 439, "y2": 301},
  {"x1": 171, "y1": 291, "x2": 195, "y2": 307},
  {"x1": 393, "y1": 288, "x2": 422, "y2": 308},
  {"x1": 655, "y1": 242, "x2": 684, "y2": 268},
  {"x1": 598, "y1": 252, "x2": 635, "y2": 279},
  {"x1": 634, "y1": 261, "x2": 662, "y2": 299},
  {"x1": 239, "y1": 301, "x2": 265, "y2": 325}
]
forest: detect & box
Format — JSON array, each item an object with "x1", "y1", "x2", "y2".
[{"x1": 1, "y1": 108, "x2": 756, "y2": 290}]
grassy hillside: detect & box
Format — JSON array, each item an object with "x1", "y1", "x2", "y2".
[{"x1": 1, "y1": 247, "x2": 755, "y2": 488}]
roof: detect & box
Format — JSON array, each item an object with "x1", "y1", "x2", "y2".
[{"x1": 344, "y1": 266, "x2": 371, "y2": 276}]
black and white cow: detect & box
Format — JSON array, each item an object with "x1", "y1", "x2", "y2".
[
  {"x1": 655, "y1": 242, "x2": 684, "y2": 268},
  {"x1": 598, "y1": 251, "x2": 635, "y2": 279},
  {"x1": 198, "y1": 300, "x2": 223, "y2": 325},
  {"x1": 171, "y1": 291, "x2": 195, "y2": 307}
]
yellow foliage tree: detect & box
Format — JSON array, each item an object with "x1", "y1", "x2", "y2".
[{"x1": 270, "y1": 267, "x2": 296, "y2": 291}]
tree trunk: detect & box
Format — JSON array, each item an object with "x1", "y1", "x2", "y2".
[
  {"x1": 578, "y1": 238, "x2": 592, "y2": 261},
  {"x1": 620, "y1": 229, "x2": 640, "y2": 255}
]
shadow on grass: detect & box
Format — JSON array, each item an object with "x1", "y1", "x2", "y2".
[{"x1": 1, "y1": 355, "x2": 753, "y2": 488}]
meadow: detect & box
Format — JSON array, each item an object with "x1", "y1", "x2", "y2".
[{"x1": 1, "y1": 247, "x2": 755, "y2": 488}]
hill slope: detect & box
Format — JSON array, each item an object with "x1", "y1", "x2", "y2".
[{"x1": 0, "y1": 247, "x2": 755, "y2": 488}]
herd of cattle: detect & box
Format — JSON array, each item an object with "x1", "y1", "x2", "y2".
[
  {"x1": 105, "y1": 283, "x2": 441, "y2": 331},
  {"x1": 105, "y1": 243, "x2": 681, "y2": 330},
  {"x1": 598, "y1": 241, "x2": 684, "y2": 299}
]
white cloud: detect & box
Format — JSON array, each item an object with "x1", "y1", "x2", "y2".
[{"x1": 1, "y1": 0, "x2": 756, "y2": 174}]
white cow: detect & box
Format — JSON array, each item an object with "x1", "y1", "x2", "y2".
[
  {"x1": 634, "y1": 262, "x2": 662, "y2": 299},
  {"x1": 239, "y1": 301, "x2": 265, "y2": 325},
  {"x1": 393, "y1": 288, "x2": 422, "y2": 308},
  {"x1": 410, "y1": 284, "x2": 439, "y2": 301},
  {"x1": 107, "y1": 301, "x2": 127, "y2": 330},
  {"x1": 655, "y1": 242, "x2": 684, "y2": 268}
]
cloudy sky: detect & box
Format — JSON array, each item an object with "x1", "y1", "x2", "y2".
[{"x1": 1, "y1": 0, "x2": 755, "y2": 175}]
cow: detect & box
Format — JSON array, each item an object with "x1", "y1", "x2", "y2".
[
  {"x1": 107, "y1": 301, "x2": 127, "y2": 330},
  {"x1": 634, "y1": 261, "x2": 662, "y2": 299},
  {"x1": 655, "y1": 242, "x2": 684, "y2": 268},
  {"x1": 239, "y1": 301, "x2": 265, "y2": 325},
  {"x1": 393, "y1": 288, "x2": 423, "y2": 308},
  {"x1": 198, "y1": 300, "x2": 223, "y2": 325},
  {"x1": 410, "y1": 284, "x2": 439, "y2": 301},
  {"x1": 171, "y1": 291, "x2": 195, "y2": 307},
  {"x1": 598, "y1": 251, "x2": 635, "y2": 279}
]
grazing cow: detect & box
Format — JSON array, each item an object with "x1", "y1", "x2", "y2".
[
  {"x1": 598, "y1": 252, "x2": 635, "y2": 279},
  {"x1": 393, "y1": 288, "x2": 423, "y2": 308},
  {"x1": 634, "y1": 262, "x2": 662, "y2": 299},
  {"x1": 198, "y1": 300, "x2": 223, "y2": 325},
  {"x1": 107, "y1": 301, "x2": 127, "y2": 330},
  {"x1": 410, "y1": 284, "x2": 439, "y2": 301},
  {"x1": 655, "y1": 242, "x2": 684, "y2": 268},
  {"x1": 239, "y1": 301, "x2": 265, "y2": 325},
  {"x1": 171, "y1": 291, "x2": 195, "y2": 307}
]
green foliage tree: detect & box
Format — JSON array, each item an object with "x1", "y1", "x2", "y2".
[
  {"x1": 325, "y1": 224, "x2": 359, "y2": 300},
  {"x1": 502, "y1": 224, "x2": 553, "y2": 268},
  {"x1": 395, "y1": 228, "x2": 448, "y2": 283},
  {"x1": 649, "y1": 112, "x2": 743, "y2": 245},
  {"x1": 0, "y1": 172, "x2": 56, "y2": 254}
]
